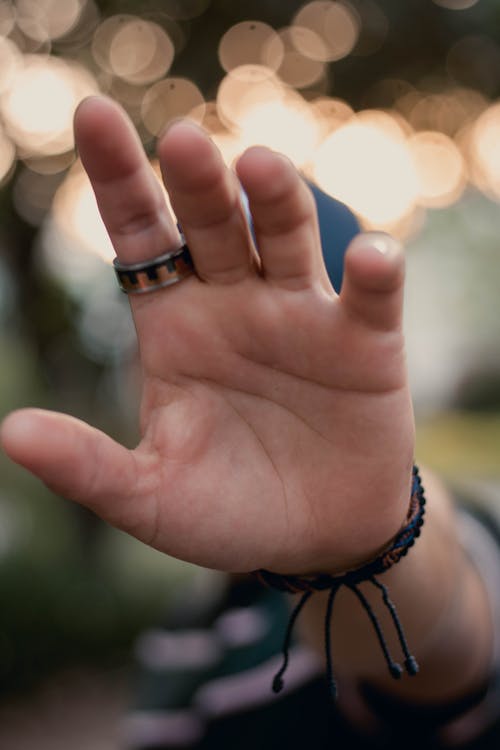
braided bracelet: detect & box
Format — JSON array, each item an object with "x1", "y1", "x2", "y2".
[{"x1": 253, "y1": 465, "x2": 426, "y2": 700}]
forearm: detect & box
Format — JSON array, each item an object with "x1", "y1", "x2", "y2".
[{"x1": 298, "y1": 468, "x2": 493, "y2": 703}]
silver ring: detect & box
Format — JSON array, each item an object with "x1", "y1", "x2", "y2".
[{"x1": 113, "y1": 244, "x2": 195, "y2": 295}]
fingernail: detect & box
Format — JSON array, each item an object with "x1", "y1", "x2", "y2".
[
  {"x1": 158, "y1": 117, "x2": 205, "y2": 141},
  {"x1": 361, "y1": 232, "x2": 402, "y2": 257}
]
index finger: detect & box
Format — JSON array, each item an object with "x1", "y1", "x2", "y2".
[{"x1": 74, "y1": 96, "x2": 180, "y2": 264}]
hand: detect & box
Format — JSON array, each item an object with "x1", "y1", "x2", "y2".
[{"x1": 1, "y1": 97, "x2": 415, "y2": 575}]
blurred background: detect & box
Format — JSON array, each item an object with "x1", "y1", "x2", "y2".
[{"x1": 0, "y1": 0, "x2": 499, "y2": 746}]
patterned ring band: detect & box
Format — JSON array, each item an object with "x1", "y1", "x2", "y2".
[{"x1": 113, "y1": 244, "x2": 195, "y2": 295}]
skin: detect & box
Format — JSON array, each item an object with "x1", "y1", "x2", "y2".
[
  {"x1": 0, "y1": 97, "x2": 492, "y2": 708},
  {"x1": 0, "y1": 96, "x2": 414, "y2": 574}
]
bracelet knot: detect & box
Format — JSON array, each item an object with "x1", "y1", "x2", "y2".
[{"x1": 253, "y1": 465, "x2": 426, "y2": 700}]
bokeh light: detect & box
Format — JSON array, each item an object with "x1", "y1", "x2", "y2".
[
  {"x1": 0, "y1": 0, "x2": 15, "y2": 37},
  {"x1": 269, "y1": 27, "x2": 326, "y2": 89},
  {"x1": 12, "y1": 166, "x2": 64, "y2": 225},
  {"x1": 0, "y1": 55, "x2": 98, "y2": 156},
  {"x1": 218, "y1": 21, "x2": 283, "y2": 73},
  {"x1": 108, "y1": 19, "x2": 174, "y2": 85},
  {"x1": 409, "y1": 131, "x2": 466, "y2": 208},
  {"x1": 238, "y1": 93, "x2": 319, "y2": 166},
  {"x1": 405, "y1": 88, "x2": 488, "y2": 135},
  {"x1": 0, "y1": 2, "x2": 498, "y2": 234},
  {"x1": 469, "y1": 102, "x2": 500, "y2": 202},
  {"x1": 15, "y1": 0, "x2": 85, "y2": 43},
  {"x1": 141, "y1": 77, "x2": 205, "y2": 135},
  {"x1": 92, "y1": 15, "x2": 176, "y2": 84},
  {"x1": 49, "y1": 162, "x2": 114, "y2": 268},
  {"x1": 312, "y1": 112, "x2": 419, "y2": 229},
  {"x1": 42, "y1": 167, "x2": 138, "y2": 363},
  {"x1": 0, "y1": 37, "x2": 22, "y2": 95},
  {"x1": 105, "y1": 77, "x2": 148, "y2": 118},
  {"x1": 292, "y1": 0, "x2": 360, "y2": 62},
  {"x1": 216, "y1": 64, "x2": 283, "y2": 130},
  {"x1": 310, "y1": 96, "x2": 354, "y2": 137}
]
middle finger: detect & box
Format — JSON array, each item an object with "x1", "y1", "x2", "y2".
[{"x1": 158, "y1": 121, "x2": 257, "y2": 285}]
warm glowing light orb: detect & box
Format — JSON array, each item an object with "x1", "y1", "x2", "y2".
[
  {"x1": 219, "y1": 21, "x2": 283, "y2": 73},
  {"x1": 16, "y1": 0, "x2": 84, "y2": 42},
  {"x1": 310, "y1": 96, "x2": 354, "y2": 137},
  {"x1": 141, "y1": 78, "x2": 205, "y2": 135},
  {"x1": 470, "y1": 102, "x2": 500, "y2": 202},
  {"x1": 0, "y1": 37, "x2": 22, "y2": 95},
  {"x1": 217, "y1": 65, "x2": 284, "y2": 129},
  {"x1": 0, "y1": 0, "x2": 16, "y2": 37},
  {"x1": 409, "y1": 131, "x2": 466, "y2": 208},
  {"x1": 51, "y1": 164, "x2": 115, "y2": 265},
  {"x1": 292, "y1": 0, "x2": 360, "y2": 62},
  {"x1": 93, "y1": 14, "x2": 176, "y2": 82},
  {"x1": 109, "y1": 19, "x2": 174, "y2": 84},
  {"x1": 312, "y1": 117, "x2": 419, "y2": 226},
  {"x1": 239, "y1": 96, "x2": 319, "y2": 166},
  {"x1": 1, "y1": 56, "x2": 97, "y2": 155},
  {"x1": 356, "y1": 109, "x2": 409, "y2": 141},
  {"x1": 270, "y1": 27, "x2": 326, "y2": 89}
]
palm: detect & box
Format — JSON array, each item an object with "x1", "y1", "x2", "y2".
[
  {"x1": 1, "y1": 98, "x2": 414, "y2": 575},
  {"x1": 131, "y1": 272, "x2": 413, "y2": 573}
]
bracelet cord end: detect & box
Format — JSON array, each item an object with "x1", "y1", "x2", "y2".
[{"x1": 253, "y1": 465, "x2": 426, "y2": 699}]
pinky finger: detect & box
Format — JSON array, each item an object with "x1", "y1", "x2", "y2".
[{"x1": 340, "y1": 232, "x2": 405, "y2": 332}]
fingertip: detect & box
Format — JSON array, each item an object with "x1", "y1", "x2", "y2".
[
  {"x1": 74, "y1": 93, "x2": 103, "y2": 119},
  {"x1": 159, "y1": 117, "x2": 206, "y2": 142},
  {"x1": 345, "y1": 232, "x2": 405, "y2": 292},
  {"x1": 1, "y1": 410, "x2": 59, "y2": 482},
  {"x1": 158, "y1": 119, "x2": 220, "y2": 187},
  {"x1": 341, "y1": 232, "x2": 406, "y2": 330},
  {"x1": 157, "y1": 119, "x2": 210, "y2": 163},
  {"x1": 1, "y1": 408, "x2": 38, "y2": 456},
  {"x1": 1, "y1": 410, "x2": 138, "y2": 512},
  {"x1": 350, "y1": 231, "x2": 402, "y2": 258},
  {"x1": 1, "y1": 409, "x2": 70, "y2": 469},
  {"x1": 235, "y1": 146, "x2": 292, "y2": 197},
  {"x1": 74, "y1": 95, "x2": 119, "y2": 134},
  {"x1": 236, "y1": 144, "x2": 273, "y2": 171}
]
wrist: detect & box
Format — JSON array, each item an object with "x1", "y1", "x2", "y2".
[
  {"x1": 254, "y1": 466, "x2": 425, "y2": 698},
  {"x1": 319, "y1": 472, "x2": 493, "y2": 701}
]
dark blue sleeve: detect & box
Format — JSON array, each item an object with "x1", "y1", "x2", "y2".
[{"x1": 308, "y1": 182, "x2": 360, "y2": 294}]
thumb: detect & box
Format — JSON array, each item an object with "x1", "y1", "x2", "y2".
[
  {"x1": 340, "y1": 232, "x2": 405, "y2": 331},
  {"x1": 0, "y1": 408, "x2": 150, "y2": 537}
]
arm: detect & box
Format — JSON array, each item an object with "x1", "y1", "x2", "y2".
[{"x1": 0, "y1": 97, "x2": 493, "y2": 710}]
